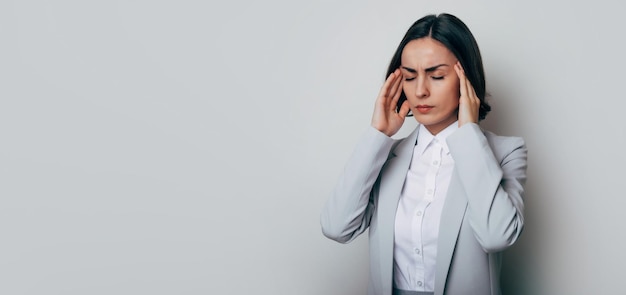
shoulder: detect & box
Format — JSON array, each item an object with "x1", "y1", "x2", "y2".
[
  {"x1": 388, "y1": 127, "x2": 420, "y2": 158},
  {"x1": 482, "y1": 128, "x2": 525, "y2": 147},
  {"x1": 481, "y1": 128, "x2": 527, "y2": 162}
]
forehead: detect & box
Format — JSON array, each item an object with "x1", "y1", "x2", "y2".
[{"x1": 401, "y1": 38, "x2": 456, "y2": 67}]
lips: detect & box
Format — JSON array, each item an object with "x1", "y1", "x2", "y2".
[{"x1": 415, "y1": 105, "x2": 433, "y2": 114}]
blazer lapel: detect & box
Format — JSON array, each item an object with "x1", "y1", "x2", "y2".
[
  {"x1": 434, "y1": 169, "x2": 468, "y2": 294},
  {"x1": 375, "y1": 127, "x2": 420, "y2": 291}
]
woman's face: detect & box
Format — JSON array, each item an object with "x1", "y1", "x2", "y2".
[{"x1": 400, "y1": 38, "x2": 461, "y2": 135}]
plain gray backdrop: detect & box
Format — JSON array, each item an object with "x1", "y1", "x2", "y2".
[{"x1": 2, "y1": 0, "x2": 625, "y2": 294}]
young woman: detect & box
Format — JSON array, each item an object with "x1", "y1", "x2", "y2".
[{"x1": 321, "y1": 13, "x2": 527, "y2": 295}]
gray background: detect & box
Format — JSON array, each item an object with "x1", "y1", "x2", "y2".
[{"x1": 2, "y1": 0, "x2": 625, "y2": 294}]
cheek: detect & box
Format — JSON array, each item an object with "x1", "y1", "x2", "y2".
[
  {"x1": 440, "y1": 82, "x2": 461, "y2": 105},
  {"x1": 442, "y1": 96, "x2": 459, "y2": 109},
  {"x1": 443, "y1": 84, "x2": 461, "y2": 108},
  {"x1": 448, "y1": 81, "x2": 461, "y2": 101},
  {"x1": 446, "y1": 78, "x2": 459, "y2": 94}
]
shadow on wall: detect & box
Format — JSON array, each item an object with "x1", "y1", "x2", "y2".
[
  {"x1": 480, "y1": 75, "x2": 548, "y2": 295},
  {"x1": 499, "y1": 182, "x2": 545, "y2": 295}
]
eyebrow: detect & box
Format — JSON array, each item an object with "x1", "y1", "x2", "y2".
[{"x1": 401, "y1": 64, "x2": 448, "y2": 73}]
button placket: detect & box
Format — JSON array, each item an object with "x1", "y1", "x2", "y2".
[{"x1": 423, "y1": 143, "x2": 442, "y2": 203}]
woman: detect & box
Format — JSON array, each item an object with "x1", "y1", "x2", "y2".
[{"x1": 320, "y1": 13, "x2": 527, "y2": 295}]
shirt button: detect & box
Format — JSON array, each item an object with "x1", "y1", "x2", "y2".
[
  {"x1": 432, "y1": 160, "x2": 439, "y2": 165},
  {"x1": 414, "y1": 248, "x2": 421, "y2": 255},
  {"x1": 417, "y1": 281, "x2": 423, "y2": 287},
  {"x1": 416, "y1": 211, "x2": 423, "y2": 216}
]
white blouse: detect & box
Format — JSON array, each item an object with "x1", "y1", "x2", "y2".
[{"x1": 393, "y1": 122, "x2": 458, "y2": 292}]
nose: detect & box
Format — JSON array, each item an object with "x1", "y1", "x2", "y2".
[{"x1": 415, "y1": 77, "x2": 429, "y2": 98}]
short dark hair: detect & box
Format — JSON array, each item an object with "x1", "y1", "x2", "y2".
[{"x1": 388, "y1": 13, "x2": 491, "y2": 120}]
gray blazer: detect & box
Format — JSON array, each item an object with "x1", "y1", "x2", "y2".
[{"x1": 321, "y1": 123, "x2": 527, "y2": 295}]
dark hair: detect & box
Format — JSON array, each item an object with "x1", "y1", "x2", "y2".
[{"x1": 388, "y1": 13, "x2": 491, "y2": 120}]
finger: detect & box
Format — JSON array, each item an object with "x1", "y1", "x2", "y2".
[
  {"x1": 455, "y1": 62, "x2": 469, "y2": 103},
  {"x1": 468, "y1": 79, "x2": 479, "y2": 102},
  {"x1": 455, "y1": 63, "x2": 465, "y2": 91},
  {"x1": 387, "y1": 69, "x2": 402, "y2": 100},
  {"x1": 377, "y1": 70, "x2": 398, "y2": 105},
  {"x1": 468, "y1": 81, "x2": 480, "y2": 105},
  {"x1": 387, "y1": 69, "x2": 401, "y2": 93},
  {"x1": 456, "y1": 62, "x2": 480, "y2": 107},
  {"x1": 455, "y1": 62, "x2": 480, "y2": 124},
  {"x1": 459, "y1": 66, "x2": 479, "y2": 104},
  {"x1": 397, "y1": 100, "x2": 410, "y2": 118},
  {"x1": 389, "y1": 71, "x2": 404, "y2": 111}
]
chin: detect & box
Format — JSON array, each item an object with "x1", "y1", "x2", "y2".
[{"x1": 412, "y1": 114, "x2": 437, "y2": 125}]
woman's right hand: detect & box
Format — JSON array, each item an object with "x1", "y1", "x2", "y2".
[{"x1": 371, "y1": 68, "x2": 410, "y2": 137}]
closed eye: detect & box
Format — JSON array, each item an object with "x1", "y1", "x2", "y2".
[
  {"x1": 432, "y1": 76, "x2": 444, "y2": 80},
  {"x1": 405, "y1": 77, "x2": 416, "y2": 81}
]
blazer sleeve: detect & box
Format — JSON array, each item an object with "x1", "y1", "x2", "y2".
[
  {"x1": 446, "y1": 123, "x2": 528, "y2": 253},
  {"x1": 320, "y1": 126, "x2": 395, "y2": 244}
]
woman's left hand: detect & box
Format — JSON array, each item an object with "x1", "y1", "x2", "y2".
[{"x1": 454, "y1": 61, "x2": 480, "y2": 127}]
